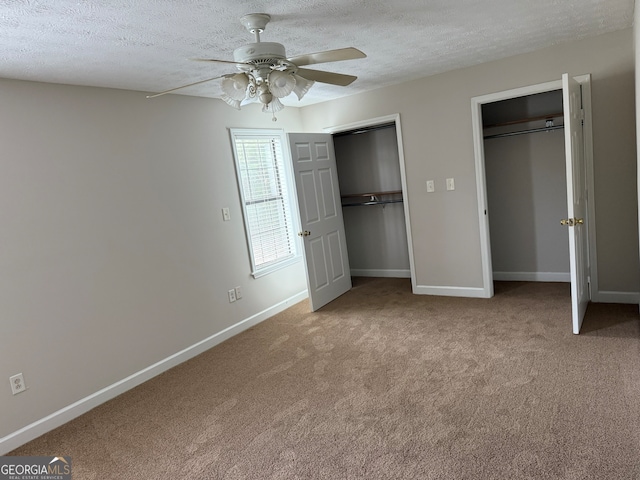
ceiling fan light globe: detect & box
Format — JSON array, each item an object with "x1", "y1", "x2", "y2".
[
  {"x1": 221, "y1": 73, "x2": 250, "y2": 101},
  {"x1": 292, "y1": 74, "x2": 315, "y2": 100},
  {"x1": 268, "y1": 71, "x2": 295, "y2": 98},
  {"x1": 221, "y1": 94, "x2": 242, "y2": 110},
  {"x1": 262, "y1": 97, "x2": 284, "y2": 114}
]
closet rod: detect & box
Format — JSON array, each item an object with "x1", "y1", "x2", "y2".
[
  {"x1": 484, "y1": 124, "x2": 564, "y2": 140},
  {"x1": 342, "y1": 199, "x2": 404, "y2": 207},
  {"x1": 341, "y1": 190, "x2": 402, "y2": 198}
]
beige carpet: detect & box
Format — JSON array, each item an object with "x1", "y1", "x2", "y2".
[{"x1": 10, "y1": 278, "x2": 640, "y2": 479}]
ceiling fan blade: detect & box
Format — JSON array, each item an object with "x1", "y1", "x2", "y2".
[
  {"x1": 288, "y1": 47, "x2": 366, "y2": 67},
  {"x1": 189, "y1": 58, "x2": 251, "y2": 66},
  {"x1": 296, "y1": 68, "x2": 357, "y2": 86},
  {"x1": 146, "y1": 75, "x2": 228, "y2": 98}
]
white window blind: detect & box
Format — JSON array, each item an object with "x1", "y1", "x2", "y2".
[{"x1": 230, "y1": 129, "x2": 299, "y2": 277}]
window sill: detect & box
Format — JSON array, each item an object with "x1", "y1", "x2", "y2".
[{"x1": 252, "y1": 255, "x2": 302, "y2": 279}]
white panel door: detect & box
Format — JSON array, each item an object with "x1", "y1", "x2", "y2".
[
  {"x1": 562, "y1": 73, "x2": 589, "y2": 334},
  {"x1": 288, "y1": 133, "x2": 352, "y2": 311}
]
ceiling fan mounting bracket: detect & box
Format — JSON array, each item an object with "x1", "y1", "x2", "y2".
[{"x1": 240, "y1": 13, "x2": 271, "y2": 34}]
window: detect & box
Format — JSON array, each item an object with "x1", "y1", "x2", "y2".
[{"x1": 230, "y1": 129, "x2": 300, "y2": 277}]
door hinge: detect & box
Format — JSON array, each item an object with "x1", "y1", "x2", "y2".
[{"x1": 580, "y1": 108, "x2": 585, "y2": 126}]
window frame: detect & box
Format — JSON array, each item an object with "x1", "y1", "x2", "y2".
[{"x1": 229, "y1": 128, "x2": 301, "y2": 278}]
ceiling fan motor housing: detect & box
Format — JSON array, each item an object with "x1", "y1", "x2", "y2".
[{"x1": 233, "y1": 42, "x2": 286, "y2": 63}]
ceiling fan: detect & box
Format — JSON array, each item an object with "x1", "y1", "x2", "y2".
[{"x1": 147, "y1": 13, "x2": 366, "y2": 118}]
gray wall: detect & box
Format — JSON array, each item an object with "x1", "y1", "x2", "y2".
[
  {"x1": 301, "y1": 28, "x2": 639, "y2": 298},
  {"x1": 0, "y1": 79, "x2": 308, "y2": 443},
  {"x1": 334, "y1": 127, "x2": 410, "y2": 276}
]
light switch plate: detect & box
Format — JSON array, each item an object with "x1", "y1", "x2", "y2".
[
  {"x1": 426, "y1": 180, "x2": 435, "y2": 193},
  {"x1": 446, "y1": 178, "x2": 455, "y2": 191},
  {"x1": 222, "y1": 207, "x2": 231, "y2": 221}
]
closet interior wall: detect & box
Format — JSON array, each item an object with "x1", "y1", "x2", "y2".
[
  {"x1": 333, "y1": 125, "x2": 411, "y2": 278},
  {"x1": 483, "y1": 90, "x2": 570, "y2": 282}
]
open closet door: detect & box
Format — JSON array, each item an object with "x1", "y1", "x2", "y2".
[
  {"x1": 288, "y1": 133, "x2": 352, "y2": 311},
  {"x1": 562, "y1": 73, "x2": 589, "y2": 334}
]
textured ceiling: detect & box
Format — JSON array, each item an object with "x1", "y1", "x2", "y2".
[{"x1": 0, "y1": 0, "x2": 634, "y2": 106}]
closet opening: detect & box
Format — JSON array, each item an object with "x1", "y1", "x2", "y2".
[
  {"x1": 472, "y1": 75, "x2": 595, "y2": 333},
  {"x1": 481, "y1": 89, "x2": 571, "y2": 285},
  {"x1": 327, "y1": 115, "x2": 415, "y2": 290}
]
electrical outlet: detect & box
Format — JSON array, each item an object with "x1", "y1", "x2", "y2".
[
  {"x1": 235, "y1": 286, "x2": 243, "y2": 300},
  {"x1": 10, "y1": 373, "x2": 26, "y2": 395},
  {"x1": 228, "y1": 289, "x2": 236, "y2": 303}
]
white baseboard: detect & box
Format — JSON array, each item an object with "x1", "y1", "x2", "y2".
[
  {"x1": 0, "y1": 290, "x2": 309, "y2": 455},
  {"x1": 350, "y1": 269, "x2": 411, "y2": 278},
  {"x1": 413, "y1": 284, "x2": 490, "y2": 298},
  {"x1": 415, "y1": 280, "x2": 639, "y2": 305},
  {"x1": 493, "y1": 271, "x2": 570, "y2": 282},
  {"x1": 491, "y1": 273, "x2": 639, "y2": 304},
  {"x1": 592, "y1": 290, "x2": 640, "y2": 304}
]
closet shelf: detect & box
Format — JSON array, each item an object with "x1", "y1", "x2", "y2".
[
  {"x1": 484, "y1": 124, "x2": 564, "y2": 140},
  {"x1": 483, "y1": 112, "x2": 563, "y2": 129},
  {"x1": 341, "y1": 190, "x2": 403, "y2": 207},
  {"x1": 341, "y1": 190, "x2": 402, "y2": 198},
  {"x1": 484, "y1": 112, "x2": 565, "y2": 140}
]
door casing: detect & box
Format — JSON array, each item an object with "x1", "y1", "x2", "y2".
[{"x1": 322, "y1": 114, "x2": 417, "y2": 293}]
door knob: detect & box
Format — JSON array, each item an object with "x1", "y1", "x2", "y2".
[
  {"x1": 298, "y1": 230, "x2": 311, "y2": 237},
  {"x1": 560, "y1": 218, "x2": 584, "y2": 226}
]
